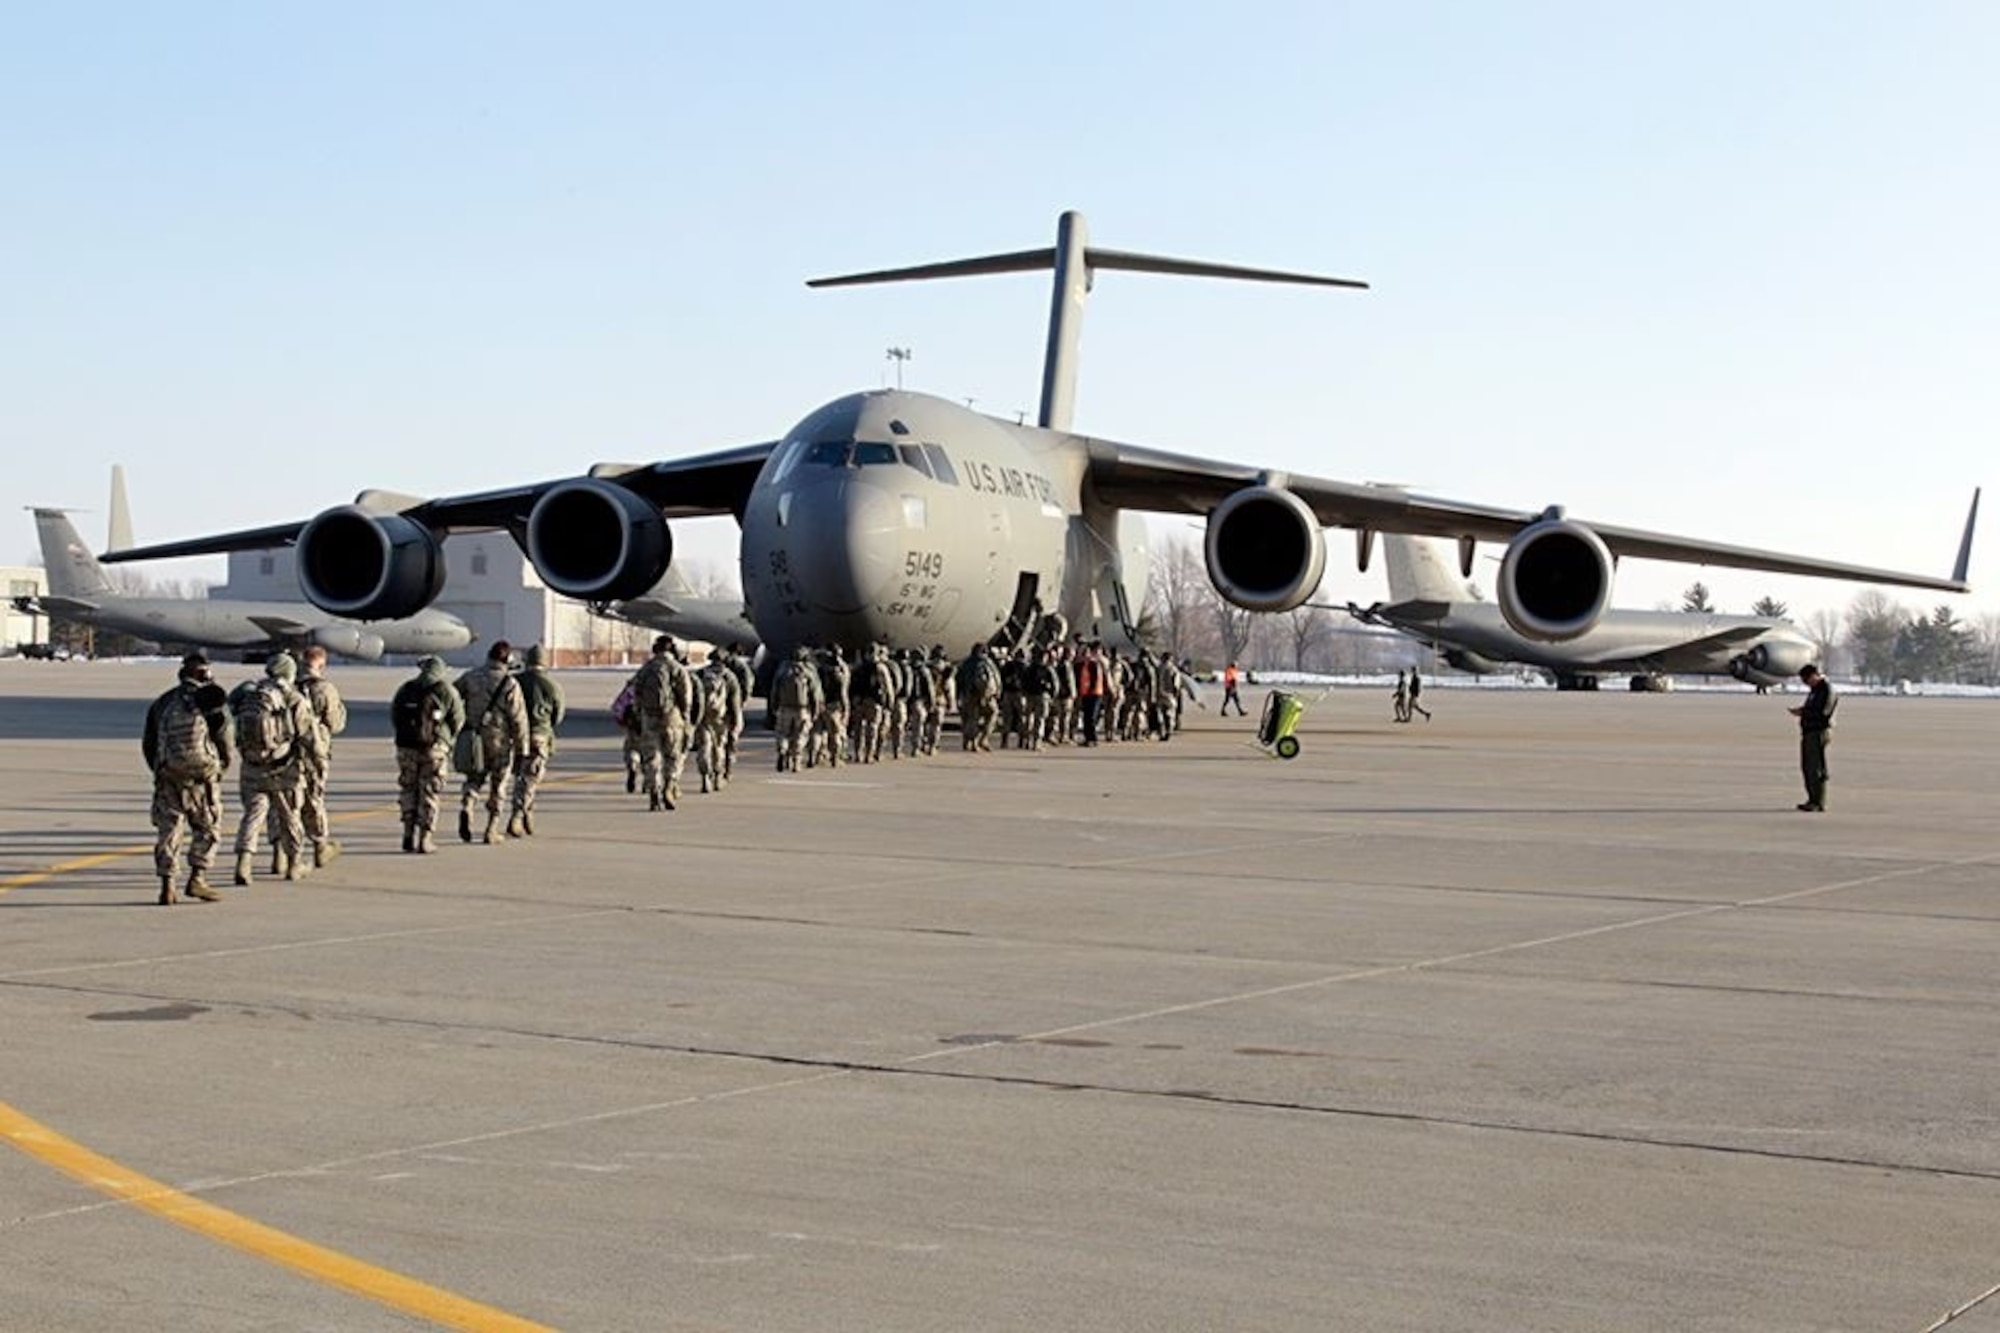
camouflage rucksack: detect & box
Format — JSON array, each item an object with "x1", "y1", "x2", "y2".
[
  {"x1": 232, "y1": 680, "x2": 297, "y2": 767},
  {"x1": 155, "y1": 688, "x2": 221, "y2": 781},
  {"x1": 773, "y1": 661, "x2": 809, "y2": 709}
]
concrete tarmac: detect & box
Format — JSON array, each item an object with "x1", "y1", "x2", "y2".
[{"x1": 2, "y1": 661, "x2": 1997, "y2": 1331}]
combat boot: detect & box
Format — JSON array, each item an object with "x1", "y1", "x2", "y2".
[
  {"x1": 401, "y1": 821, "x2": 416, "y2": 853},
  {"x1": 270, "y1": 849, "x2": 284, "y2": 877},
  {"x1": 417, "y1": 825, "x2": 436, "y2": 854},
  {"x1": 234, "y1": 852, "x2": 253, "y2": 886},
  {"x1": 284, "y1": 851, "x2": 306, "y2": 882},
  {"x1": 482, "y1": 814, "x2": 500, "y2": 844},
  {"x1": 663, "y1": 782, "x2": 679, "y2": 811},
  {"x1": 520, "y1": 809, "x2": 534, "y2": 837},
  {"x1": 458, "y1": 808, "x2": 473, "y2": 843},
  {"x1": 625, "y1": 769, "x2": 637, "y2": 794},
  {"x1": 314, "y1": 840, "x2": 341, "y2": 869},
  {"x1": 158, "y1": 875, "x2": 177, "y2": 906},
  {"x1": 185, "y1": 872, "x2": 221, "y2": 903},
  {"x1": 505, "y1": 811, "x2": 524, "y2": 838}
]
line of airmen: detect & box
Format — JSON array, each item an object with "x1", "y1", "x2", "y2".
[
  {"x1": 144, "y1": 640, "x2": 567, "y2": 904},
  {"x1": 762, "y1": 628, "x2": 1204, "y2": 769},
  {"x1": 143, "y1": 629, "x2": 1196, "y2": 901}
]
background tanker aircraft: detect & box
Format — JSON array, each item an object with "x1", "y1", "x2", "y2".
[
  {"x1": 102, "y1": 212, "x2": 1976, "y2": 670},
  {"x1": 28, "y1": 504, "x2": 471, "y2": 663},
  {"x1": 1351, "y1": 533, "x2": 1821, "y2": 691}
]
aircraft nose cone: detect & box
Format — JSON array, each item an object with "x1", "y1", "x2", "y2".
[{"x1": 789, "y1": 478, "x2": 900, "y2": 612}]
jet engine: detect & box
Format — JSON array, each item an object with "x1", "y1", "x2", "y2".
[
  {"x1": 1731, "y1": 638, "x2": 1813, "y2": 682},
  {"x1": 1203, "y1": 486, "x2": 1328, "y2": 614},
  {"x1": 1496, "y1": 516, "x2": 1614, "y2": 642},
  {"x1": 524, "y1": 478, "x2": 673, "y2": 602},
  {"x1": 297, "y1": 506, "x2": 447, "y2": 621},
  {"x1": 308, "y1": 624, "x2": 386, "y2": 662}
]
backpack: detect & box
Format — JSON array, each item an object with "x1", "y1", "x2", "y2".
[
  {"x1": 393, "y1": 684, "x2": 441, "y2": 749},
  {"x1": 610, "y1": 678, "x2": 638, "y2": 727},
  {"x1": 233, "y1": 680, "x2": 297, "y2": 767},
  {"x1": 774, "y1": 661, "x2": 809, "y2": 709},
  {"x1": 156, "y1": 689, "x2": 220, "y2": 781},
  {"x1": 524, "y1": 672, "x2": 560, "y2": 730}
]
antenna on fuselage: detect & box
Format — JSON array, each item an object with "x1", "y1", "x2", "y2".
[{"x1": 806, "y1": 211, "x2": 1368, "y2": 434}]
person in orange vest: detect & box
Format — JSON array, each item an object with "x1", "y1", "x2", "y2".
[
  {"x1": 1075, "y1": 642, "x2": 1108, "y2": 746},
  {"x1": 1221, "y1": 662, "x2": 1247, "y2": 717}
]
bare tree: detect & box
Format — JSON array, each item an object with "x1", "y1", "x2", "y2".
[
  {"x1": 1803, "y1": 607, "x2": 1843, "y2": 673},
  {"x1": 1284, "y1": 603, "x2": 1332, "y2": 671},
  {"x1": 1210, "y1": 595, "x2": 1254, "y2": 669},
  {"x1": 1144, "y1": 536, "x2": 1213, "y2": 662}
]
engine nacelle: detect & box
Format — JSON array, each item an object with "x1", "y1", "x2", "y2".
[
  {"x1": 297, "y1": 506, "x2": 447, "y2": 621},
  {"x1": 1203, "y1": 486, "x2": 1328, "y2": 614},
  {"x1": 1732, "y1": 638, "x2": 1813, "y2": 682},
  {"x1": 308, "y1": 624, "x2": 386, "y2": 662},
  {"x1": 525, "y1": 478, "x2": 672, "y2": 602},
  {"x1": 1497, "y1": 517, "x2": 1614, "y2": 642},
  {"x1": 1444, "y1": 648, "x2": 1503, "y2": 675}
]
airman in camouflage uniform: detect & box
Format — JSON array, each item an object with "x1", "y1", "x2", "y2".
[
  {"x1": 719, "y1": 644, "x2": 754, "y2": 782},
  {"x1": 228, "y1": 652, "x2": 321, "y2": 885},
  {"x1": 693, "y1": 655, "x2": 742, "y2": 793},
  {"x1": 391, "y1": 654, "x2": 464, "y2": 852},
  {"x1": 631, "y1": 635, "x2": 696, "y2": 809},
  {"x1": 508, "y1": 644, "x2": 566, "y2": 836},
  {"x1": 813, "y1": 648, "x2": 850, "y2": 768},
  {"x1": 770, "y1": 643, "x2": 823, "y2": 773},
  {"x1": 924, "y1": 646, "x2": 953, "y2": 755},
  {"x1": 955, "y1": 642, "x2": 1001, "y2": 751},
  {"x1": 456, "y1": 640, "x2": 531, "y2": 842},
  {"x1": 142, "y1": 652, "x2": 232, "y2": 903},
  {"x1": 902, "y1": 649, "x2": 935, "y2": 758},
  {"x1": 295, "y1": 644, "x2": 348, "y2": 869}
]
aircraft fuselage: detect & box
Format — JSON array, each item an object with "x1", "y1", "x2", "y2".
[{"x1": 739, "y1": 390, "x2": 1145, "y2": 654}]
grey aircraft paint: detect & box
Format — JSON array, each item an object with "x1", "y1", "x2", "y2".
[
  {"x1": 96, "y1": 213, "x2": 1975, "y2": 667},
  {"x1": 28, "y1": 508, "x2": 472, "y2": 660},
  {"x1": 1358, "y1": 534, "x2": 1818, "y2": 687}
]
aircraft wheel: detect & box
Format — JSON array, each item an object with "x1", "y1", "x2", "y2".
[{"x1": 1275, "y1": 736, "x2": 1301, "y2": 760}]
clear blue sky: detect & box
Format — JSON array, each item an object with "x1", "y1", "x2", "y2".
[{"x1": 4, "y1": 2, "x2": 1994, "y2": 622}]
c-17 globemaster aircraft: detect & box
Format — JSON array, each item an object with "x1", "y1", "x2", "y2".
[
  {"x1": 27, "y1": 506, "x2": 473, "y2": 662},
  {"x1": 102, "y1": 212, "x2": 1976, "y2": 673},
  {"x1": 1349, "y1": 532, "x2": 1827, "y2": 691}
]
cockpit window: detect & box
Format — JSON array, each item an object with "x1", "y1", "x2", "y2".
[
  {"x1": 921, "y1": 443, "x2": 959, "y2": 486},
  {"x1": 768, "y1": 439, "x2": 806, "y2": 485},
  {"x1": 804, "y1": 440, "x2": 848, "y2": 466},
  {"x1": 852, "y1": 441, "x2": 898, "y2": 466},
  {"x1": 898, "y1": 443, "x2": 932, "y2": 477}
]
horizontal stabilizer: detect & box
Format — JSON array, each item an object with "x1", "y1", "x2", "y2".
[{"x1": 809, "y1": 246, "x2": 1366, "y2": 292}]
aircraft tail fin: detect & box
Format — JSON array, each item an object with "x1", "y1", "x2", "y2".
[
  {"x1": 33, "y1": 508, "x2": 116, "y2": 599},
  {"x1": 808, "y1": 211, "x2": 1367, "y2": 434},
  {"x1": 108, "y1": 465, "x2": 134, "y2": 553},
  {"x1": 1384, "y1": 534, "x2": 1477, "y2": 605}
]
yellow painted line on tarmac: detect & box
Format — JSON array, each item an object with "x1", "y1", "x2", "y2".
[
  {"x1": 0, "y1": 1100, "x2": 557, "y2": 1331},
  {"x1": 0, "y1": 846, "x2": 153, "y2": 897}
]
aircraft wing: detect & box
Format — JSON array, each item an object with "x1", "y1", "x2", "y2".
[
  {"x1": 1083, "y1": 439, "x2": 1975, "y2": 593},
  {"x1": 246, "y1": 614, "x2": 315, "y2": 638},
  {"x1": 26, "y1": 595, "x2": 101, "y2": 616},
  {"x1": 100, "y1": 443, "x2": 778, "y2": 564}
]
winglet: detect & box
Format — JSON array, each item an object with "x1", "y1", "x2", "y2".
[{"x1": 1951, "y1": 487, "x2": 1980, "y2": 586}]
